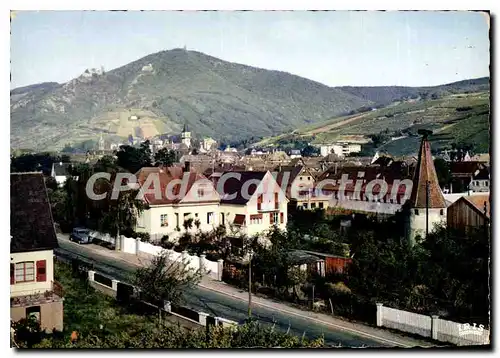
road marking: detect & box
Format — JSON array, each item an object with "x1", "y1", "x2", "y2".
[
  {"x1": 198, "y1": 283, "x2": 415, "y2": 348},
  {"x1": 57, "y1": 236, "x2": 423, "y2": 348}
]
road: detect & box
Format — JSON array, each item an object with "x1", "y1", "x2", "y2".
[{"x1": 56, "y1": 235, "x2": 432, "y2": 348}]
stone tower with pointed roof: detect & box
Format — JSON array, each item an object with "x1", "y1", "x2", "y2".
[
  {"x1": 407, "y1": 132, "x2": 447, "y2": 244},
  {"x1": 181, "y1": 123, "x2": 191, "y2": 148}
]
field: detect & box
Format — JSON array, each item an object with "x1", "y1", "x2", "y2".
[{"x1": 257, "y1": 92, "x2": 490, "y2": 156}]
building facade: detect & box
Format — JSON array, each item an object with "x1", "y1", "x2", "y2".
[{"x1": 11, "y1": 173, "x2": 63, "y2": 333}]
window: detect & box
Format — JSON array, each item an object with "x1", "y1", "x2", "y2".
[
  {"x1": 207, "y1": 212, "x2": 214, "y2": 224},
  {"x1": 308, "y1": 177, "x2": 311, "y2": 181},
  {"x1": 414, "y1": 209, "x2": 419, "y2": 215},
  {"x1": 250, "y1": 214, "x2": 263, "y2": 225},
  {"x1": 257, "y1": 194, "x2": 263, "y2": 210},
  {"x1": 440, "y1": 209, "x2": 444, "y2": 216},
  {"x1": 15, "y1": 262, "x2": 35, "y2": 283},
  {"x1": 299, "y1": 177, "x2": 303, "y2": 181},
  {"x1": 274, "y1": 192, "x2": 279, "y2": 209},
  {"x1": 197, "y1": 188, "x2": 205, "y2": 198},
  {"x1": 486, "y1": 181, "x2": 489, "y2": 187},
  {"x1": 280, "y1": 212, "x2": 284, "y2": 223},
  {"x1": 270, "y1": 212, "x2": 279, "y2": 224},
  {"x1": 160, "y1": 214, "x2": 168, "y2": 227},
  {"x1": 311, "y1": 203, "x2": 316, "y2": 209},
  {"x1": 303, "y1": 203, "x2": 308, "y2": 209},
  {"x1": 319, "y1": 202, "x2": 324, "y2": 209}
]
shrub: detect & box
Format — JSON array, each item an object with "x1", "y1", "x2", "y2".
[{"x1": 135, "y1": 232, "x2": 150, "y2": 242}]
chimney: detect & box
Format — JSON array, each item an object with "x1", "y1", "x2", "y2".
[{"x1": 184, "y1": 161, "x2": 191, "y2": 172}]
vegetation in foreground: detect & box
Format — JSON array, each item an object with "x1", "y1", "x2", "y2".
[{"x1": 11, "y1": 262, "x2": 325, "y2": 348}]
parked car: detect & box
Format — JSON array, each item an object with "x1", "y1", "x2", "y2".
[{"x1": 70, "y1": 228, "x2": 92, "y2": 244}]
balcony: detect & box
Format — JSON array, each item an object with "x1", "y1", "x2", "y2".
[{"x1": 11, "y1": 281, "x2": 63, "y2": 308}]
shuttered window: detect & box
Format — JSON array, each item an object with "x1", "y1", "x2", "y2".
[
  {"x1": 280, "y1": 212, "x2": 284, "y2": 223},
  {"x1": 36, "y1": 260, "x2": 47, "y2": 282}
]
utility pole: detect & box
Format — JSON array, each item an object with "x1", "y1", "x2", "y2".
[
  {"x1": 248, "y1": 250, "x2": 253, "y2": 318},
  {"x1": 425, "y1": 180, "x2": 430, "y2": 237}
]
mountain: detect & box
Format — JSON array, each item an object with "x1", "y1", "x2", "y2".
[
  {"x1": 10, "y1": 49, "x2": 371, "y2": 151},
  {"x1": 339, "y1": 77, "x2": 489, "y2": 106},
  {"x1": 10, "y1": 48, "x2": 490, "y2": 152}
]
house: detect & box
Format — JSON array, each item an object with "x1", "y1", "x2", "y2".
[
  {"x1": 275, "y1": 165, "x2": 328, "y2": 210},
  {"x1": 214, "y1": 171, "x2": 288, "y2": 238},
  {"x1": 10, "y1": 173, "x2": 63, "y2": 333},
  {"x1": 134, "y1": 164, "x2": 221, "y2": 242},
  {"x1": 319, "y1": 143, "x2": 362, "y2": 158},
  {"x1": 450, "y1": 161, "x2": 487, "y2": 193},
  {"x1": 469, "y1": 167, "x2": 490, "y2": 193},
  {"x1": 447, "y1": 194, "x2": 490, "y2": 231},
  {"x1": 289, "y1": 149, "x2": 302, "y2": 159},
  {"x1": 50, "y1": 162, "x2": 75, "y2": 187},
  {"x1": 314, "y1": 164, "x2": 414, "y2": 217}
]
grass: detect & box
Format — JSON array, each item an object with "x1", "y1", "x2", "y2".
[{"x1": 54, "y1": 262, "x2": 160, "y2": 336}]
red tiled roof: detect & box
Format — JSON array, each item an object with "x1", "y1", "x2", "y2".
[
  {"x1": 409, "y1": 137, "x2": 446, "y2": 208},
  {"x1": 135, "y1": 166, "x2": 211, "y2": 205}
]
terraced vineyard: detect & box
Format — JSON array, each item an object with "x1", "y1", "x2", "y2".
[{"x1": 258, "y1": 91, "x2": 490, "y2": 156}]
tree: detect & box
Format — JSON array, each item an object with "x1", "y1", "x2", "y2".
[
  {"x1": 96, "y1": 177, "x2": 145, "y2": 240},
  {"x1": 133, "y1": 251, "x2": 202, "y2": 323},
  {"x1": 434, "y1": 158, "x2": 451, "y2": 189},
  {"x1": 116, "y1": 143, "x2": 152, "y2": 173},
  {"x1": 154, "y1": 148, "x2": 176, "y2": 167},
  {"x1": 301, "y1": 145, "x2": 319, "y2": 157}
]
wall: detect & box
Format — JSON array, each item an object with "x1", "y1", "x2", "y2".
[
  {"x1": 133, "y1": 239, "x2": 223, "y2": 280},
  {"x1": 87, "y1": 270, "x2": 236, "y2": 328},
  {"x1": 11, "y1": 250, "x2": 54, "y2": 297},
  {"x1": 11, "y1": 301, "x2": 63, "y2": 333},
  {"x1": 447, "y1": 199, "x2": 488, "y2": 230},
  {"x1": 409, "y1": 207, "x2": 447, "y2": 242},
  {"x1": 137, "y1": 202, "x2": 221, "y2": 241},
  {"x1": 376, "y1": 303, "x2": 490, "y2": 346}
]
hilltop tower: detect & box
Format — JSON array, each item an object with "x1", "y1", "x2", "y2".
[
  {"x1": 181, "y1": 123, "x2": 191, "y2": 148},
  {"x1": 406, "y1": 131, "x2": 447, "y2": 245}
]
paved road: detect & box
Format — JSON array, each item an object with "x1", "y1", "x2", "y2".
[{"x1": 56, "y1": 235, "x2": 430, "y2": 348}]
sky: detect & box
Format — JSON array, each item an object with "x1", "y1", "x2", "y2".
[{"x1": 10, "y1": 10, "x2": 490, "y2": 89}]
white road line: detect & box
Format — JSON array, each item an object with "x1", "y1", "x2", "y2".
[{"x1": 57, "y1": 237, "x2": 422, "y2": 348}]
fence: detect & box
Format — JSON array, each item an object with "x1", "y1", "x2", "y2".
[
  {"x1": 121, "y1": 236, "x2": 224, "y2": 281},
  {"x1": 86, "y1": 269, "x2": 237, "y2": 329},
  {"x1": 376, "y1": 303, "x2": 490, "y2": 346}
]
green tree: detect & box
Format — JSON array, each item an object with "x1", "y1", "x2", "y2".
[
  {"x1": 154, "y1": 148, "x2": 177, "y2": 167},
  {"x1": 116, "y1": 143, "x2": 152, "y2": 173},
  {"x1": 133, "y1": 252, "x2": 202, "y2": 323},
  {"x1": 434, "y1": 157, "x2": 452, "y2": 189}
]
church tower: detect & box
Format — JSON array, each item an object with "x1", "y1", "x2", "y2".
[
  {"x1": 406, "y1": 130, "x2": 447, "y2": 245},
  {"x1": 181, "y1": 123, "x2": 191, "y2": 148}
]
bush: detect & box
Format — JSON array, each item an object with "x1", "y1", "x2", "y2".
[{"x1": 136, "y1": 232, "x2": 150, "y2": 242}]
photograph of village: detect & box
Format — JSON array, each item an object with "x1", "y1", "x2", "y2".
[{"x1": 10, "y1": 9, "x2": 491, "y2": 349}]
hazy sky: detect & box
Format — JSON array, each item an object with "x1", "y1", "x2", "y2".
[{"x1": 10, "y1": 10, "x2": 490, "y2": 89}]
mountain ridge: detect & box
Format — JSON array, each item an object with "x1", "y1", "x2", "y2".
[{"x1": 10, "y1": 48, "x2": 490, "y2": 151}]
